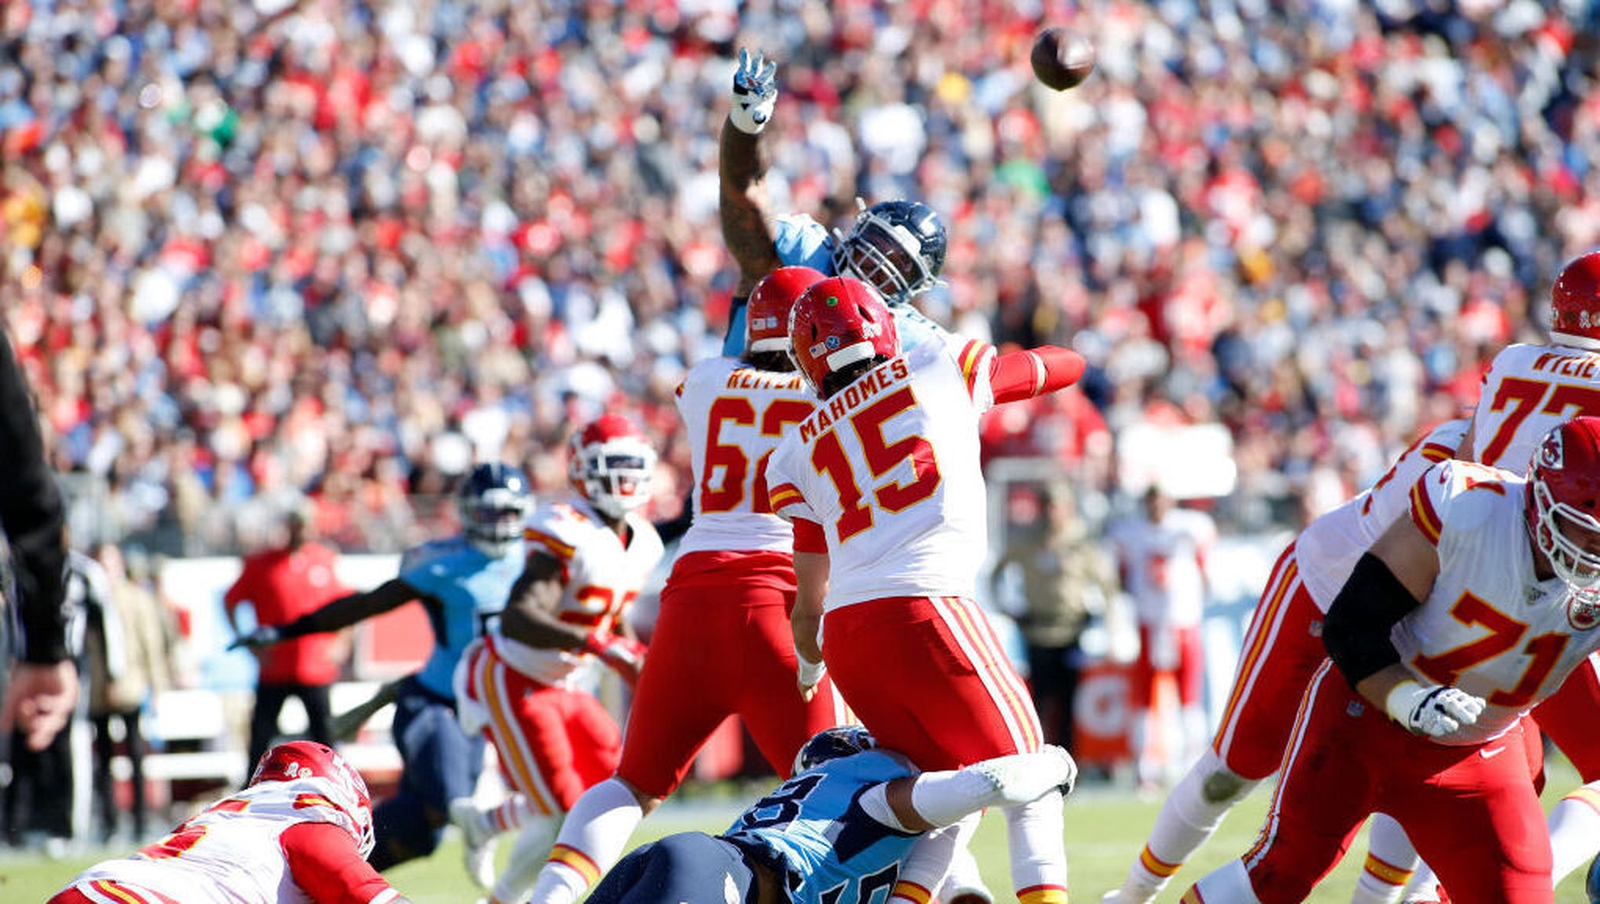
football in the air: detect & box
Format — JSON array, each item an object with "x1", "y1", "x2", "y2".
[{"x1": 1030, "y1": 27, "x2": 1095, "y2": 91}]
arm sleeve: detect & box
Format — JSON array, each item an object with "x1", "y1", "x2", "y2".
[
  {"x1": 1321, "y1": 552, "x2": 1420, "y2": 687},
  {"x1": 281, "y1": 822, "x2": 400, "y2": 904},
  {"x1": 0, "y1": 329, "x2": 68, "y2": 663},
  {"x1": 989, "y1": 346, "x2": 1087, "y2": 405}
]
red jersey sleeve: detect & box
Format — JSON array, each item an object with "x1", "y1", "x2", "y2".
[
  {"x1": 281, "y1": 822, "x2": 398, "y2": 904},
  {"x1": 792, "y1": 518, "x2": 827, "y2": 554}
]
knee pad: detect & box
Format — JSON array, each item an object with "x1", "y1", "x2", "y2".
[
  {"x1": 1201, "y1": 768, "x2": 1248, "y2": 804},
  {"x1": 1193, "y1": 750, "x2": 1254, "y2": 805}
]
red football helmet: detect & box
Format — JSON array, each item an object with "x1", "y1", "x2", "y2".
[
  {"x1": 1527, "y1": 416, "x2": 1600, "y2": 596},
  {"x1": 746, "y1": 266, "x2": 825, "y2": 355},
  {"x1": 1550, "y1": 251, "x2": 1600, "y2": 350},
  {"x1": 250, "y1": 741, "x2": 375, "y2": 857},
  {"x1": 787, "y1": 276, "x2": 900, "y2": 398},
  {"x1": 568, "y1": 414, "x2": 657, "y2": 520}
]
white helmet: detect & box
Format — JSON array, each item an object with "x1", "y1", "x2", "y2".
[{"x1": 568, "y1": 415, "x2": 657, "y2": 520}]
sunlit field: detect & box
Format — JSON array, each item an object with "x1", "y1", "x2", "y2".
[{"x1": 6, "y1": 758, "x2": 1591, "y2": 903}]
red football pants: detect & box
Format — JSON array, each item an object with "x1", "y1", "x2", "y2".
[
  {"x1": 1209, "y1": 542, "x2": 1329, "y2": 780},
  {"x1": 618, "y1": 551, "x2": 845, "y2": 798},
  {"x1": 1239, "y1": 661, "x2": 1550, "y2": 904},
  {"x1": 1532, "y1": 652, "x2": 1600, "y2": 781},
  {"x1": 460, "y1": 642, "x2": 620, "y2": 815},
  {"x1": 823, "y1": 595, "x2": 1042, "y2": 771}
]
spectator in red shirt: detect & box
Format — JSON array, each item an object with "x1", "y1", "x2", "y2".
[{"x1": 224, "y1": 503, "x2": 352, "y2": 776}]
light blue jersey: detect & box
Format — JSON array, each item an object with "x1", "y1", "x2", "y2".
[
  {"x1": 722, "y1": 751, "x2": 920, "y2": 904},
  {"x1": 723, "y1": 215, "x2": 945, "y2": 357},
  {"x1": 398, "y1": 536, "x2": 526, "y2": 700}
]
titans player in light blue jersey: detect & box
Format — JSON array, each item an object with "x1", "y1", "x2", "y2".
[
  {"x1": 586, "y1": 728, "x2": 1076, "y2": 904},
  {"x1": 234, "y1": 463, "x2": 533, "y2": 871},
  {"x1": 720, "y1": 48, "x2": 951, "y2": 358}
]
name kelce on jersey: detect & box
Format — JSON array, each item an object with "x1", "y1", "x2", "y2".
[{"x1": 798, "y1": 358, "x2": 913, "y2": 443}]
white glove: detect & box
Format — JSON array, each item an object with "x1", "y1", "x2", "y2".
[
  {"x1": 1385, "y1": 680, "x2": 1485, "y2": 738},
  {"x1": 795, "y1": 646, "x2": 827, "y2": 700},
  {"x1": 729, "y1": 47, "x2": 777, "y2": 134}
]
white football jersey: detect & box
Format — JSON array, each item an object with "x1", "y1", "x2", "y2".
[
  {"x1": 765, "y1": 333, "x2": 996, "y2": 610},
  {"x1": 67, "y1": 778, "x2": 372, "y2": 904},
  {"x1": 1391, "y1": 459, "x2": 1600, "y2": 745},
  {"x1": 1296, "y1": 419, "x2": 1468, "y2": 610},
  {"x1": 1469, "y1": 343, "x2": 1600, "y2": 473},
  {"x1": 493, "y1": 496, "x2": 663, "y2": 686},
  {"x1": 675, "y1": 356, "x2": 816, "y2": 556},
  {"x1": 1109, "y1": 508, "x2": 1216, "y2": 629}
]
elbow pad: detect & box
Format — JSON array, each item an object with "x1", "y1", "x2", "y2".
[{"x1": 1322, "y1": 553, "x2": 1417, "y2": 686}]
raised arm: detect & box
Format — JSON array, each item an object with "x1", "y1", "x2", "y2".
[{"x1": 720, "y1": 47, "x2": 783, "y2": 297}]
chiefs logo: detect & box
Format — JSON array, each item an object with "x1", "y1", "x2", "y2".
[
  {"x1": 1536, "y1": 429, "x2": 1566, "y2": 471},
  {"x1": 1569, "y1": 594, "x2": 1600, "y2": 631}
]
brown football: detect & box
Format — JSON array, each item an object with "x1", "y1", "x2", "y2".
[{"x1": 1030, "y1": 27, "x2": 1095, "y2": 91}]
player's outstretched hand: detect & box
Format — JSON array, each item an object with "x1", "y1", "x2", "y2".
[
  {"x1": 1389, "y1": 682, "x2": 1484, "y2": 738},
  {"x1": 229, "y1": 625, "x2": 283, "y2": 651},
  {"x1": 729, "y1": 47, "x2": 777, "y2": 135}
]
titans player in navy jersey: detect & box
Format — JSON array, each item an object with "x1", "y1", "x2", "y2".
[{"x1": 587, "y1": 728, "x2": 1076, "y2": 904}]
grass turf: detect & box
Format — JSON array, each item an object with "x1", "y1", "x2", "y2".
[{"x1": 6, "y1": 759, "x2": 1591, "y2": 903}]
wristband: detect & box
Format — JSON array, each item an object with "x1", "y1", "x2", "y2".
[
  {"x1": 1384, "y1": 679, "x2": 1429, "y2": 725},
  {"x1": 796, "y1": 649, "x2": 827, "y2": 687}
]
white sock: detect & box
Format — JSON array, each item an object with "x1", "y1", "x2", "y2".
[
  {"x1": 893, "y1": 818, "x2": 969, "y2": 904},
  {"x1": 527, "y1": 779, "x2": 643, "y2": 904},
  {"x1": 1349, "y1": 814, "x2": 1416, "y2": 904},
  {"x1": 937, "y1": 830, "x2": 990, "y2": 902},
  {"x1": 1003, "y1": 791, "x2": 1067, "y2": 904},
  {"x1": 1112, "y1": 749, "x2": 1256, "y2": 903},
  {"x1": 491, "y1": 816, "x2": 559, "y2": 904},
  {"x1": 1398, "y1": 861, "x2": 1441, "y2": 903},
  {"x1": 1549, "y1": 782, "x2": 1600, "y2": 885},
  {"x1": 487, "y1": 793, "x2": 537, "y2": 837},
  {"x1": 1187, "y1": 858, "x2": 1262, "y2": 904}
]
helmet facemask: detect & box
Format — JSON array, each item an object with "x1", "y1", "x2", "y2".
[
  {"x1": 1531, "y1": 478, "x2": 1600, "y2": 598},
  {"x1": 577, "y1": 441, "x2": 656, "y2": 521},
  {"x1": 831, "y1": 201, "x2": 945, "y2": 305}
]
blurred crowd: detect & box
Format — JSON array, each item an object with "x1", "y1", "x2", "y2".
[{"x1": 3, "y1": 0, "x2": 1599, "y2": 554}]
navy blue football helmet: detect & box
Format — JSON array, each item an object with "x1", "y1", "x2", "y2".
[
  {"x1": 457, "y1": 463, "x2": 533, "y2": 557},
  {"x1": 1587, "y1": 852, "x2": 1600, "y2": 903},
  {"x1": 793, "y1": 726, "x2": 877, "y2": 774},
  {"x1": 831, "y1": 199, "x2": 947, "y2": 305}
]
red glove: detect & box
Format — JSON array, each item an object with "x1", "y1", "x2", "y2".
[{"x1": 583, "y1": 632, "x2": 647, "y2": 686}]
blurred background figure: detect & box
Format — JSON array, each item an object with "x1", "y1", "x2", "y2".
[
  {"x1": 83, "y1": 542, "x2": 178, "y2": 843},
  {"x1": 224, "y1": 502, "x2": 351, "y2": 775},
  {"x1": 3, "y1": 536, "x2": 93, "y2": 853},
  {"x1": 991, "y1": 484, "x2": 1119, "y2": 752},
  {"x1": 0, "y1": 327, "x2": 74, "y2": 756},
  {"x1": 1109, "y1": 486, "x2": 1215, "y2": 791}
]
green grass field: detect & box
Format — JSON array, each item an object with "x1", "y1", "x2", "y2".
[{"x1": 6, "y1": 760, "x2": 1593, "y2": 903}]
